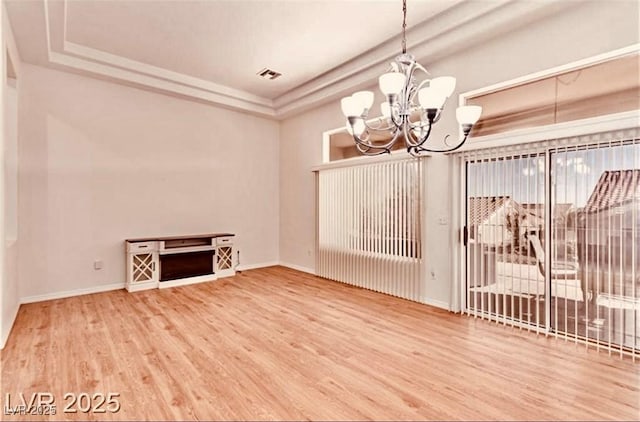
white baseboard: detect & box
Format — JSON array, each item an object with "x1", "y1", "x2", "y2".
[
  {"x1": 21, "y1": 282, "x2": 126, "y2": 304},
  {"x1": 423, "y1": 297, "x2": 450, "y2": 311},
  {"x1": 16, "y1": 261, "x2": 313, "y2": 307},
  {"x1": 279, "y1": 262, "x2": 316, "y2": 275},
  {"x1": 236, "y1": 261, "x2": 279, "y2": 271},
  {"x1": 19, "y1": 261, "x2": 279, "y2": 304},
  {"x1": 0, "y1": 302, "x2": 21, "y2": 350}
]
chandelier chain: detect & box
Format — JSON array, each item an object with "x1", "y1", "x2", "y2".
[{"x1": 401, "y1": 0, "x2": 407, "y2": 54}]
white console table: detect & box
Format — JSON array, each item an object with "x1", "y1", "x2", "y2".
[{"x1": 125, "y1": 233, "x2": 235, "y2": 292}]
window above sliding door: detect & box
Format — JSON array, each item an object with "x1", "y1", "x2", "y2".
[{"x1": 458, "y1": 45, "x2": 640, "y2": 150}]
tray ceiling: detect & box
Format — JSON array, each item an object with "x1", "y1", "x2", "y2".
[{"x1": 5, "y1": 0, "x2": 571, "y2": 118}]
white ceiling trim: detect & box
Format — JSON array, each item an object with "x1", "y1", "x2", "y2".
[
  {"x1": 41, "y1": 0, "x2": 571, "y2": 120},
  {"x1": 47, "y1": 50, "x2": 277, "y2": 115},
  {"x1": 62, "y1": 41, "x2": 273, "y2": 108},
  {"x1": 44, "y1": 0, "x2": 276, "y2": 117}
]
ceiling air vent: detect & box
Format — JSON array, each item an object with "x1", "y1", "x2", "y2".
[{"x1": 257, "y1": 68, "x2": 282, "y2": 80}]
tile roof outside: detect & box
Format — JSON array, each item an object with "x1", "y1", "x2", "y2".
[{"x1": 585, "y1": 170, "x2": 640, "y2": 213}]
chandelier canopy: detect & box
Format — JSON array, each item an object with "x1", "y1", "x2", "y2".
[{"x1": 340, "y1": 0, "x2": 482, "y2": 156}]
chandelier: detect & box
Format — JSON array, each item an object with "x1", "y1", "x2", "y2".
[{"x1": 339, "y1": 0, "x2": 482, "y2": 156}]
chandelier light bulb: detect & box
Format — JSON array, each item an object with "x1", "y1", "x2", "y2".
[
  {"x1": 352, "y1": 91, "x2": 375, "y2": 112},
  {"x1": 430, "y1": 76, "x2": 457, "y2": 99},
  {"x1": 341, "y1": 96, "x2": 362, "y2": 117},
  {"x1": 456, "y1": 105, "x2": 483, "y2": 125},
  {"x1": 379, "y1": 72, "x2": 406, "y2": 96},
  {"x1": 418, "y1": 87, "x2": 445, "y2": 110}
]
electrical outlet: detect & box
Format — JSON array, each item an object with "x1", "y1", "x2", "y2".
[{"x1": 94, "y1": 260, "x2": 103, "y2": 270}]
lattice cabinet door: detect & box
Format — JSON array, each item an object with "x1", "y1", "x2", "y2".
[
  {"x1": 217, "y1": 246, "x2": 232, "y2": 270},
  {"x1": 126, "y1": 241, "x2": 160, "y2": 292},
  {"x1": 132, "y1": 253, "x2": 157, "y2": 282},
  {"x1": 215, "y1": 236, "x2": 235, "y2": 277}
]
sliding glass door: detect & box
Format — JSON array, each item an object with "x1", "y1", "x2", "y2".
[
  {"x1": 465, "y1": 153, "x2": 546, "y2": 327},
  {"x1": 464, "y1": 139, "x2": 640, "y2": 354},
  {"x1": 552, "y1": 141, "x2": 639, "y2": 351}
]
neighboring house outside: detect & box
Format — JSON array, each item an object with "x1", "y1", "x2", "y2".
[
  {"x1": 468, "y1": 197, "x2": 571, "y2": 252},
  {"x1": 467, "y1": 196, "x2": 535, "y2": 289},
  {"x1": 467, "y1": 197, "x2": 583, "y2": 301},
  {"x1": 520, "y1": 203, "x2": 575, "y2": 231},
  {"x1": 467, "y1": 196, "x2": 516, "y2": 288},
  {"x1": 581, "y1": 169, "x2": 640, "y2": 246},
  {"x1": 468, "y1": 196, "x2": 521, "y2": 247},
  {"x1": 578, "y1": 169, "x2": 640, "y2": 297}
]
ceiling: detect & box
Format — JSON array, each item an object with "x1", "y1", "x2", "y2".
[
  {"x1": 64, "y1": 0, "x2": 456, "y2": 99},
  {"x1": 4, "y1": 0, "x2": 571, "y2": 119}
]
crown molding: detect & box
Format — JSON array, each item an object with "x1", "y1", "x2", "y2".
[
  {"x1": 273, "y1": 0, "x2": 574, "y2": 120},
  {"x1": 40, "y1": 0, "x2": 571, "y2": 120},
  {"x1": 62, "y1": 42, "x2": 272, "y2": 108},
  {"x1": 44, "y1": 0, "x2": 276, "y2": 117}
]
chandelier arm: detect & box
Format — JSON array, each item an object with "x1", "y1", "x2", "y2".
[
  {"x1": 407, "y1": 146, "x2": 424, "y2": 157},
  {"x1": 350, "y1": 118, "x2": 396, "y2": 146},
  {"x1": 443, "y1": 133, "x2": 456, "y2": 147},
  {"x1": 412, "y1": 62, "x2": 431, "y2": 77},
  {"x1": 390, "y1": 108, "x2": 405, "y2": 128},
  {"x1": 378, "y1": 100, "x2": 405, "y2": 131},
  {"x1": 408, "y1": 78, "x2": 431, "y2": 104},
  {"x1": 352, "y1": 127, "x2": 403, "y2": 152},
  {"x1": 402, "y1": 62, "x2": 417, "y2": 106},
  {"x1": 352, "y1": 134, "x2": 377, "y2": 149},
  {"x1": 354, "y1": 136, "x2": 393, "y2": 155},
  {"x1": 410, "y1": 133, "x2": 470, "y2": 154},
  {"x1": 356, "y1": 143, "x2": 391, "y2": 156},
  {"x1": 409, "y1": 120, "x2": 431, "y2": 129},
  {"x1": 362, "y1": 117, "x2": 399, "y2": 133},
  {"x1": 404, "y1": 119, "x2": 433, "y2": 148},
  {"x1": 350, "y1": 129, "x2": 371, "y2": 144},
  {"x1": 354, "y1": 139, "x2": 387, "y2": 153}
]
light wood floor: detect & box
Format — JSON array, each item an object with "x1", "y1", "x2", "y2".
[{"x1": 1, "y1": 266, "x2": 639, "y2": 420}]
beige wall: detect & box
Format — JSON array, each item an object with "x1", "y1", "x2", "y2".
[
  {"x1": 279, "y1": 102, "x2": 339, "y2": 272},
  {"x1": 3, "y1": 81, "x2": 18, "y2": 346},
  {"x1": 1, "y1": 3, "x2": 21, "y2": 348},
  {"x1": 279, "y1": 0, "x2": 640, "y2": 308},
  {"x1": 18, "y1": 63, "x2": 280, "y2": 300}
]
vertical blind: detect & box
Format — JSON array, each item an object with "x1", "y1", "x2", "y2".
[
  {"x1": 458, "y1": 129, "x2": 640, "y2": 357},
  {"x1": 464, "y1": 151, "x2": 548, "y2": 330},
  {"x1": 317, "y1": 158, "x2": 423, "y2": 302}
]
